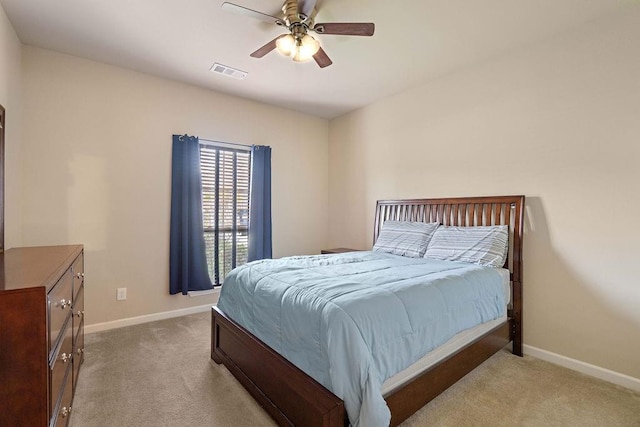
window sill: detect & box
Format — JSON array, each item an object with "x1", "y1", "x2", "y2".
[{"x1": 187, "y1": 288, "x2": 221, "y2": 298}]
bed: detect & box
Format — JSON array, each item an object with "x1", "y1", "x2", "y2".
[{"x1": 211, "y1": 195, "x2": 524, "y2": 426}]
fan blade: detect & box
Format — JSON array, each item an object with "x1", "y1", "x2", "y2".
[
  {"x1": 313, "y1": 47, "x2": 333, "y2": 68},
  {"x1": 313, "y1": 22, "x2": 375, "y2": 36},
  {"x1": 250, "y1": 36, "x2": 282, "y2": 58},
  {"x1": 298, "y1": 0, "x2": 317, "y2": 19},
  {"x1": 221, "y1": 2, "x2": 285, "y2": 26}
]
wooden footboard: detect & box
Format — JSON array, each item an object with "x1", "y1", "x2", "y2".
[
  {"x1": 211, "y1": 306, "x2": 345, "y2": 427},
  {"x1": 385, "y1": 321, "x2": 511, "y2": 426},
  {"x1": 213, "y1": 306, "x2": 511, "y2": 427}
]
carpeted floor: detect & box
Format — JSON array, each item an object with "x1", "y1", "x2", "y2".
[{"x1": 69, "y1": 312, "x2": 640, "y2": 427}]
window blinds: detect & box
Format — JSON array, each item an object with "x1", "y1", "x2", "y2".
[{"x1": 200, "y1": 144, "x2": 251, "y2": 285}]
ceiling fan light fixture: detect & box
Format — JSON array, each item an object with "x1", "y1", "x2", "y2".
[
  {"x1": 301, "y1": 34, "x2": 320, "y2": 55},
  {"x1": 292, "y1": 34, "x2": 320, "y2": 62},
  {"x1": 275, "y1": 34, "x2": 296, "y2": 56}
]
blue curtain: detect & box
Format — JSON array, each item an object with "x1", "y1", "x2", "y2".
[
  {"x1": 247, "y1": 145, "x2": 272, "y2": 262},
  {"x1": 169, "y1": 134, "x2": 213, "y2": 295}
]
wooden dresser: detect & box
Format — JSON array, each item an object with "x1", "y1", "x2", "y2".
[{"x1": 0, "y1": 245, "x2": 84, "y2": 427}]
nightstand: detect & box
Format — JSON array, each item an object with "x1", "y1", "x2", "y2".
[{"x1": 321, "y1": 248, "x2": 361, "y2": 254}]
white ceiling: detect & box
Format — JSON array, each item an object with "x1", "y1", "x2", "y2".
[{"x1": 0, "y1": 0, "x2": 629, "y2": 118}]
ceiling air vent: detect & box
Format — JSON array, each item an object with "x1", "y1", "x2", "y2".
[{"x1": 210, "y1": 63, "x2": 247, "y2": 80}]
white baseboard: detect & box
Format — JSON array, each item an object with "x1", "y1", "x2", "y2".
[
  {"x1": 523, "y1": 344, "x2": 640, "y2": 392},
  {"x1": 85, "y1": 304, "x2": 213, "y2": 334}
]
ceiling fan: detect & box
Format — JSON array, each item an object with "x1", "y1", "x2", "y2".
[{"x1": 221, "y1": 0, "x2": 375, "y2": 68}]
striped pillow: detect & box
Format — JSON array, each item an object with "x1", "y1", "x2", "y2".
[
  {"x1": 424, "y1": 225, "x2": 509, "y2": 267},
  {"x1": 373, "y1": 221, "x2": 440, "y2": 258}
]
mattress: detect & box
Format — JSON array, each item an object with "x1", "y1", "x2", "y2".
[{"x1": 382, "y1": 267, "x2": 511, "y2": 396}]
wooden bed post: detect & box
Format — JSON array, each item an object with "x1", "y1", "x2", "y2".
[{"x1": 511, "y1": 195, "x2": 525, "y2": 356}]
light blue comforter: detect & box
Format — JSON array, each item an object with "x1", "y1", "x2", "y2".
[{"x1": 217, "y1": 251, "x2": 506, "y2": 427}]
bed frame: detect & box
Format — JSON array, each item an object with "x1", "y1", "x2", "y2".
[{"x1": 212, "y1": 195, "x2": 524, "y2": 426}]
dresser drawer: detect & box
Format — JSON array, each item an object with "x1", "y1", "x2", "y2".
[
  {"x1": 50, "y1": 324, "x2": 73, "y2": 418},
  {"x1": 53, "y1": 369, "x2": 73, "y2": 427},
  {"x1": 73, "y1": 284, "x2": 84, "y2": 339},
  {"x1": 73, "y1": 323, "x2": 84, "y2": 389},
  {"x1": 72, "y1": 253, "x2": 84, "y2": 299},
  {"x1": 49, "y1": 269, "x2": 74, "y2": 355}
]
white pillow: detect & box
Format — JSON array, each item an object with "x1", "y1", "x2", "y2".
[
  {"x1": 373, "y1": 221, "x2": 440, "y2": 258},
  {"x1": 424, "y1": 225, "x2": 509, "y2": 267}
]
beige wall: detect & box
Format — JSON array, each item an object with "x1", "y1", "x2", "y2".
[
  {"x1": 0, "y1": 3, "x2": 22, "y2": 247},
  {"x1": 328, "y1": 9, "x2": 640, "y2": 379},
  {"x1": 21, "y1": 46, "x2": 329, "y2": 325}
]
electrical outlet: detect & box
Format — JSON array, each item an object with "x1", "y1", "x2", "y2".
[{"x1": 116, "y1": 287, "x2": 127, "y2": 301}]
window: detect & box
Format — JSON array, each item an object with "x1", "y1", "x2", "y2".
[{"x1": 200, "y1": 143, "x2": 251, "y2": 285}]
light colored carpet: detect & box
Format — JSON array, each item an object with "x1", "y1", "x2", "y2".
[{"x1": 70, "y1": 312, "x2": 640, "y2": 426}]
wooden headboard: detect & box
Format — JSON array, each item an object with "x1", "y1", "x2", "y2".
[
  {"x1": 374, "y1": 195, "x2": 525, "y2": 355},
  {"x1": 374, "y1": 196, "x2": 524, "y2": 280}
]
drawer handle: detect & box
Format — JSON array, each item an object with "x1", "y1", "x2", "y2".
[
  {"x1": 60, "y1": 352, "x2": 71, "y2": 363},
  {"x1": 61, "y1": 406, "x2": 72, "y2": 418},
  {"x1": 75, "y1": 310, "x2": 85, "y2": 318}
]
